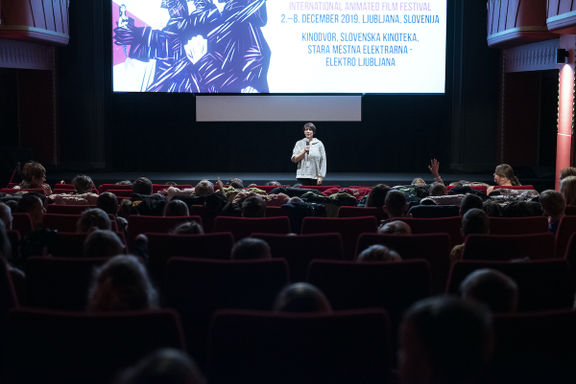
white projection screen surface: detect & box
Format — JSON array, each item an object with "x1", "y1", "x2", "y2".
[{"x1": 112, "y1": 0, "x2": 447, "y2": 94}]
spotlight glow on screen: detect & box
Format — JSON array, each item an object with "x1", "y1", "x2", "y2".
[{"x1": 112, "y1": 0, "x2": 447, "y2": 94}]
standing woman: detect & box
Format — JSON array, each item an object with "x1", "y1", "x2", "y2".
[{"x1": 291, "y1": 122, "x2": 327, "y2": 185}]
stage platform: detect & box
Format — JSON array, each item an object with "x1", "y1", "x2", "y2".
[{"x1": 47, "y1": 171, "x2": 556, "y2": 192}]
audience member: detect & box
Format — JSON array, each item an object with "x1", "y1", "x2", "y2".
[
  {"x1": 560, "y1": 175, "x2": 576, "y2": 206},
  {"x1": 0, "y1": 202, "x2": 13, "y2": 230},
  {"x1": 385, "y1": 190, "x2": 409, "y2": 218},
  {"x1": 399, "y1": 296, "x2": 493, "y2": 384},
  {"x1": 163, "y1": 199, "x2": 190, "y2": 216},
  {"x1": 378, "y1": 220, "x2": 412, "y2": 234},
  {"x1": 429, "y1": 182, "x2": 447, "y2": 196},
  {"x1": 241, "y1": 195, "x2": 266, "y2": 217},
  {"x1": 194, "y1": 180, "x2": 214, "y2": 197},
  {"x1": 229, "y1": 178, "x2": 244, "y2": 189},
  {"x1": 357, "y1": 244, "x2": 402, "y2": 262},
  {"x1": 273, "y1": 282, "x2": 333, "y2": 313},
  {"x1": 488, "y1": 163, "x2": 521, "y2": 194},
  {"x1": 17, "y1": 193, "x2": 46, "y2": 227},
  {"x1": 87, "y1": 255, "x2": 158, "y2": 312},
  {"x1": 84, "y1": 229, "x2": 125, "y2": 258},
  {"x1": 98, "y1": 192, "x2": 119, "y2": 214},
  {"x1": 451, "y1": 208, "x2": 489, "y2": 261},
  {"x1": 365, "y1": 184, "x2": 391, "y2": 208},
  {"x1": 170, "y1": 221, "x2": 204, "y2": 235},
  {"x1": 133, "y1": 177, "x2": 153, "y2": 195},
  {"x1": 48, "y1": 174, "x2": 98, "y2": 205},
  {"x1": 459, "y1": 194, "x2": 484, "y2": 216},
  {"x1": 115, "y1": 348, "x2": 205, "y2": 384},
  {"x1": 77, "y1": 208, "x2": 112, "y2": 233},
  {"x1": 560, "y1": 166, "x2": 576, "y2": 181},
  {"x1": 17, "y1": 161, "x2": 52, "y2": 195},
  {"x1": 231, "y1": 237, "x2": 271, "y2": 259},
  {"x1": 72, "y1": 175, "x2": 95, "y2": 194},
  {"x1": 539, "y1": 189, "x2": 565, "y2": 233},
  {"x1": 459, "y1": 269, "x2": 518, "y2": 313}
]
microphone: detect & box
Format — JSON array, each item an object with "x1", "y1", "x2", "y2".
[{"x1": 305, "y1": 140, "x2": 309, "y2": 160}]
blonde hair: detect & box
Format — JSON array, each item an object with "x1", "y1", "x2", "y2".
[{"x1": 561, "y1": 176, "x2": 576, "y2": 206}]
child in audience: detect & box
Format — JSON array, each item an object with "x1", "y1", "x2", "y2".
[
  {"x1": 539, "y1": 189, "x2": 565, "y2": 233},
  {"x1": 451, "y1": 208, "x2": 489, "y2": 261}
]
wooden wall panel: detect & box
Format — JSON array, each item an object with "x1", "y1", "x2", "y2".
[
  {"x1": 0, "y1": 0, "x2": 69, "y2": 45},
  {"x1": 487, "y1": 0, "x2": 555, "y2": 47},
  {"x1": 547, "y1": 0, "x2": 576, "y2": 33}
]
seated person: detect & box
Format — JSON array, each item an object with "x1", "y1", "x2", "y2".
[
  {"x1": 365, "y1": 184, "x2": 391, "y2": 208},
  {"x1": 384, "y1": 190, "x2": 409, "y2": 219},
  {"x1": 87, "y1": 254, "x2": 158, "y2": 312},
  {"x1": 48, "y1": 175, "x2": 98, "y2": 205},
  {"x1": 77, "y1": 208, "x2": 112, "y2": 233},
  {"x1": 241, "y1": 195, "x2": 266, "y2": 217},
  {"x1": 170, "y1": 221, "x2": 204, "y2": 235},
  {"x1": 429, "y1": 182, "x2": 447, "y2": 196},
  {"x1": 451, "y1": 208, "x2": 489, "y2": 262},
  {"x1": 459, "y1": 269, "x2": 518, "y2": 313},
  {"x1": 560, "y1": 166, "x2": 576, "y2": 181},
  {"x1": 163, "y1": 199, "x2": 189, "y2": 216},
  {"x1": 116, "y1": 348, "x2": 205, "y2": 384},
  {"x1": 130, "y1": 177, "x2": 166, "y2": 216},
  {"x1": 0, "y1": 202, "x2": 13, "y2": 230},
  {"x1": 231, "y1": 237, "x2": 271, "y2": 260},
  {"x1": 97, "y1": 192, "x2": 127, "y2": 234},
  {"x1": 460, "y1": 194, "x2": 484, "y2": 216},
  {"x1": 399, "y1": 296, "x2": 493, "y2": 384},
  {"x1": 17, "y1": 193, "x2": 46, "y2": 227},
  {"x1": 487, "y1": 163, "x2": 521, "y2": 194},
  {"x1": 539, "y1": 189, "x2": 565, "y2": 233},
  {"x1": 357, "y1": 244, "x2": 402, "y2": 262},
  {"x1": 273, "y1": 282, "x2": 333, "y2": 313},
  {"x1": 560, "y1": 175, "x2": 576, "y2": 206},
  {"x1": 14, "y1": 161, "x2": 52, "y2": 195},
  {"x1": 378, "y1": 220, "x2": 412, "y2": 234},
  {"x1": 84, "y1": 229, "x2": 125, "y2": 258}
]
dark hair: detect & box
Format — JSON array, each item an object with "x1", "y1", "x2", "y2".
[
  {"x1": 77, "y1": 208, "x2": 111, "y2": 233},
  {"x1": 163, "y1": 199, "x2": 189, "y2": 216},
  {"x1": 459, "y1": 269, "x2": 518, "y2": 313},
  {"x1": 274, "y1": 282, "x2": 332, "y2": 313},
  {"x1": 72, "y1": 175, "x2": 94, "y2": 194},
  {"x1": 462, "y1": 208, "x2": 489, "y2": 236},
  {"x1": 366, "y1": 184, "x2": 391, "y2": 208},
  {"x1": 231, "y1": 237, "x2": 271, "y2": 260},
  {"x1": 241, "y1": 195, "x2": 266, "y2": 217},
  {"x1": 84, "y1": 230, "x2": 125, "y2": 259},
  {"x1": 97, "y1": 192, "x2": 119, "y2": 214},
  {"x1": 460, "y1": 194, "x2": 484, "y2": 216},
  {"x1": 539, "y1": 189, "x2": 566, "y2": 217},
  {"x1": 429, "y1": 182, "x2": 447, "y2": 196},
  {"x1": 133, "y1": 177, "x2": 153, "y2": 195},
  {"x1": 17, "y1": 193, "x2": 44, "y2": 213},
  {"x1": 385, "y1": 190, "x2": 407, "y2": 217},
  {"x1": 229, "y1": 178, "x2": 244, "y2": 189},
  {"x1": 21, "y1": 161, "x2": 46, "y2": 184},
  {"x1": 170, "y1": 221, "x2": 204, "y2": 235},
  {"x1": 357, "y1": 244, "x2": 402, "y2": 262},
  {"x1": 494, "y1": 164, "x2": 521, "y2": 186}
]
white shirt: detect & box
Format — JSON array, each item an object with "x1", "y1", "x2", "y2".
[{"x1": 291, "y1": 138, "x2": 327, "y2": 179}]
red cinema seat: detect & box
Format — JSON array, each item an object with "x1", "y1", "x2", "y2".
[
  {"x1": 127, "y1": 215, "x2": 203, "y2": 248},
  {"x1": 462, "y1": 233, "x2": 556, "y2": 260},
  {"x1": 46, "y1": 204, "x2": 96, "y2": 214},
  {"x1": 212, "y1": 216, "x2": 291, "y2": 241},
  {"x1": 399, "y1": 216, "x2": 463, "y2": 247},
  {"x1": 488, "y1": 216, "x2": 548, "y2": 235}
]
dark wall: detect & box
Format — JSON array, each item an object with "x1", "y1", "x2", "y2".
[{"x1": 55, "y1": 0, "x2": 498, "y2": 174}]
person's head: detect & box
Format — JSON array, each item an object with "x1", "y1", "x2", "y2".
[
  {"x1": 266, "y1": 180, "x2": 281, "y2": 187},
  {"x1": 77, "y1": 208, "x2": 112, "y2": 233},
  {"x1": 133, "y1": 177, "x2": 153, "y2": 195},
  {"x1": 460, "y1": 194, "x2": 484, "y2": 216},
  {"x1": 459, "y1": 269, "x2": 518, "y2": 313},
  {"x1": 539, "y1": 189, "x2": 566, "y2": 219},
  {"x1": 0, "y1": 202, "x2": 13, "y2": 230},
  {"x1": 72, "y1": 175, "x2": 94, "y2": 194},
  {"x1": 385, "y1": 190, "x2": 408, "y2": 218},
  {"x1": 493, "y1": 163, "x2": 520, "y2": 186},
  {"x1": 194, "y1": 180, "x2": 214, "y2": 197},
  {"x1": 560, "y1": 167, "x2": 576, "y2": 181},
  {"x1": 303, "y1": 122, "x2": 316, "y2": 140},
  {"x1": 0, "y1": 220, "x2": 11, "y2": 260},
  {"x1": 88, "y1": 255, "x2": 158, "y2": 312},
  {"x1": 170, "y1": 221, "x2": 204, "y2": 235},
  {"x1": 84, "y1": 230, "x2": 125, "y2": 259},
  {"x1": 399, "y1": 296, "x2": 493, "y2": 384},
  {"x1": 429, "y1": 182, "x2": 447, "y2": 196},
  {"x1": 377, "y1": 220, "x2": 412, "y2": 235},
  {"x1": 116, "y1": 348, "x2": 205, "y2": 384},
  {"x1": 462, "y1": 208, "x2": 489, "y2": 236},
  {"x1": 97, "y1": 192, "x2": 119, "y2": 214},
  {"x1": 163, "y1": 199, "x2": 190, "y2": 217},
  {"x1": 229, "y1": 178, "x2": 244, "y2": 189},
  {"x1": 231, "y1": 237, "x2": 271, "y2": 259},
  {"x1": 21, "y1": 161, "x2": 46, "y2": 187},
  {"x1": 366, "y1": 184, "x2": 391, "y2": 208},
  {"x1": 357, "y1": 244, "x2": 402, "y2": 262},
  {"x1": 411, "y1": 178, "x2": 427, "y2": 187},
  {"x1": 560, "y1": 175, "x2": 576, "y2": 206},
  {"x1": 273, "y1": 282, "x2": 332, "y2": 313},
  {"x1": 241, "y1": 195, "x2": 266, "y2": 217},
  {"x1": 17, "y1": 193, "x2": 46, "y2": 226}
]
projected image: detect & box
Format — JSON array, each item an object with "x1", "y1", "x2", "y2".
[{"x1": 112, "y1": 0, "x2": 447, "y2": 94}]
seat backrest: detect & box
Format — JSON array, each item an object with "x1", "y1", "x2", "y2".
[
  {"x1": 462, "y1": 233, "x2": 556, "y2": 260},
  {"x1": 264, "y1": 206, "x2": 289, "y2": 217},
  {"x1": 301, "y1": 216, "x2": 378, "y2": 260},
  {"x1": 208, "y1": 309, "x2": 392, "y2": 384},
  {"x1": 146, "y1": 232, "x2": 234, "y2": 282},
  {"x1": 491, "y1": 310, "x2": 576, "y2": 383},
  {"x1": 408, "y1": 205, "x2": 460, "y2": 218},
  {"x1": 46, "y1": 204, "x2": 96, "y2": 214},
  {"x1": 127, "y1": 215, "x2": 203, "y2": 248},
  {"x1": 488, "y1": 216, "x2": 548, "y2": 235},
  {"x1": 337, "y1": 206, "x2": 384, "y2": 220},
  {"x1": 164, "y1": 257, "x2": 289, "y2": 366},
  {"x1": 212, "y1": 216, "x2": 291, "y2": 241},
  {"x1": 4, "y1": 308, "x2": 185, "y2": 384},
  {"x1": 307, "y1": 260, "x2": 431, "y2": 328},
  {"x1": 98, "y1": 184, "x2": 133, "y2": 192},
  {"x1": 446, "y1": 259, "x2": 574, "y2": 311},
  {"x1": 555, "y1": 215, "x2": 576, "y2": 258},
  {"x1": 251, "y1": 232, "x2": 344, "y2": 281},
  {"x1": 399, "y1": 216, "x2": 463, "y2": 247},
  {"x1": 493, "y1": 185, "x2": 535, "y2": 190},
  {"x1": 24, "y1": 257, "x2": 109, "y2": 310},
  {"x1": 356, "y1": 233, "x2": 451, "y2": 293},
  {"x1": 12, "y1": 212, "x2": 34, "y2": 236},
  {"x1": 44, "y1": 213, "x2": 119, "y2": 233},
  {"x1": 296, "y1": 185, "x2": 341, "y2": 192}
]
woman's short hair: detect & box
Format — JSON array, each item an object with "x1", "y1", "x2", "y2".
[
  {"x1": 87, "y1": 255, "x2": 158, "y2": 312},
  {"x1": 303, "y1": 122, "x2": 316, "y2": 133}
]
